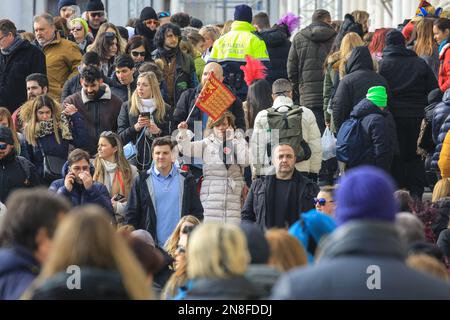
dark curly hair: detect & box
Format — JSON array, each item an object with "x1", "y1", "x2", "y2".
[{"x1": 154, "y1": 23, "x2": 181, "y2": 49}]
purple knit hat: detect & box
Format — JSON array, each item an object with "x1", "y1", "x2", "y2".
[{"x1": 335, "y1": 166, "x2": 397, "y2": 226}]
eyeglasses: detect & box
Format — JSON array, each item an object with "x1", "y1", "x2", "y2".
[
  {"x1": 90, "y1": 11, "x2": 105, "y2": 18},
  {"x1": 144, "y1": 19, "x2": 160, "y2": 26},
  {"x1": 0, "y1": 143, "x2": 8, "y2": 150},
  {"x1": 70, "y1": 27, "x2": 83, "y2": 32},
  {"x1": 131, "y1": 51, "x2": 146, "y2": 57}
]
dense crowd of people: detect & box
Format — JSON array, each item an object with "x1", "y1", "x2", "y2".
[{"x1": 0, "y1": 0, "x2": 449, "y2": 300}]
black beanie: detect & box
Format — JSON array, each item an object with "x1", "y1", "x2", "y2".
[
  {"x1": 385, "y1": 29, "x2": 405, "y2": 46},
  {"x1": 0, "y1": 126, "x2": 14, "y2": 145},
  {"x1": 234, "y1": 4, "x2": 253, "y2": 23},
  {"x1": 140, "y1": 7, "x2": 158, "y2": 21},
  {"x1": 58, "y1": 0, "x2": 77, "y2": 12},
  {"x1": 240, "y1": 222, "x2": 269, "y2": 264},
  {"x1": 86, "y1": 0, "x2": 104, "y2": 12}
]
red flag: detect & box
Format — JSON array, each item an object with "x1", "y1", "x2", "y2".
[{"x1": 194, "y1": 72, "x2": 236, "y2": 121}]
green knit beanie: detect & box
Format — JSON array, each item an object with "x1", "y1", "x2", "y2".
[{"x1": 366, "y1": 86, "x2": 387, "y2": 108}]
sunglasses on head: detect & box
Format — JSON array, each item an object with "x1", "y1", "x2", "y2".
[
  {"x1": 145, "y1": 19, "x2": 160, "y2": 26},
  {"x1": 104, "y1": 32, "x2": 116, "y2": 39},
  {"x1": 158, "y1": 11, "x2": 170, "y2": 18},
  {"x1": 0, "y1": 143, "x2": 7, "y2": 150},
  {"x1": 131, "y1": 51, "x2": 146, "y2": 57},
  {"x1": 90, "y1": 11, "x2": 104, "y2": 18}
]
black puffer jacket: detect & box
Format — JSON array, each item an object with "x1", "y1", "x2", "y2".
[
  {"x1": 258, "y1": 26, "x2": 291, "y2": 84},
  {"x1": 379, "y1": 43, "x2": 438, "y2": 118},
  {"x1": 432, "y1": 197, "x2": 450, "y2": 239},
  {"x1": 332, "y1": 46, "x2": 388, "y2": 132},
  {"x1": 287, "y1": 21, "x2": 336, "y2": 108},
  {"x1": 0, "y1": 38, "x2": 46, "y2": 112},
  {"x1": 350, "y1": 98, "x2": 398, "y2": 171},
  {"x1": 431, "y1": 90, "x2": 450, "y2": 170},
  {"x1": 331, "y1": 14, "x2": 364, "y2": 52}
]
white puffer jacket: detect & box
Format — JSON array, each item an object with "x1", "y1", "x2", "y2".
[
  {"x1": 177, "y1": 130, "x2": 249, "y2": 224},
  {"x1": 250, "y1": 96, "x2": 322, "y2": 177}
]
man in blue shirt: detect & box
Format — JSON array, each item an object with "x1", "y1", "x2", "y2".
[{"x1": 125, "y1": 137, "x2": 203, "y2": 247}]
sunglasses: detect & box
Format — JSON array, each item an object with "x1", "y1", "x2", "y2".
[
  {"x1": 71, "y1": 27, "x2": 83, "y2": 32},
  {"x1": 90, "y1": 12, "x2": 105, "y2": 18},
  {"x1": 0, "y1": 143, "x2": 8, "y2": 150},
  {"x1": 131, "y1": 51, "x2": 146, "y2": 57},
  {"x1": 145, "y1": 19, "x2": 160, "y2": 26},
  {"x1": 314, "y1": 198, "x2": 328, "y2": 206}
]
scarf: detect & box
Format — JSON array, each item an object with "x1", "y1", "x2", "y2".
[
  {"x1": 1, "y1": 36, "x2": 24, "y2": 55},
  {"x1": 98, "y1": 159, "x2": 127, "y2": 197},
  {"x1": 159, "y1": 46, "x2": 178, "y2": 60},
  {"x1": 439, "y1": 39, "x2": 449, "y2": 56},
  {"x1": 34, "y1": 114, "x2": 73, "y2": 140}
]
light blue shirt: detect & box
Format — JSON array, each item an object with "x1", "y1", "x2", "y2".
[{"x1": 150, "y1": 165, "x2": 180, "y2": 247}]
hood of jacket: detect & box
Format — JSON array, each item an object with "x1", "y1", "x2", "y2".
[
  {"x1": 345, "y1": 46, "x2": 374, "y2": 74},
  {"x1": 300, "y1": 22, "x2": 336, "y2": 43},
  {"x1": 258, "y1": 27, "x2": 288, "y2": 47},
  {"x1": 351, "y1": 98, "x2": 387, "y2": 119},
  {"x1": 230, "y1": 20, "x2": 257, "y2": 33},
  {"x1": 272, "y1": 95, "x2": 295, "y2": 111},
  {"x1": 317, "y1": 221, "x2": 406, "y2": 262},
  {"x1": 0, "y1": 245, "x2": 40, "y2": 277}
]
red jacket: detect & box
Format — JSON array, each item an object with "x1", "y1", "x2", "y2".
[{"x1": 438, "y1": 42, "x2": 450, "y2": 92}]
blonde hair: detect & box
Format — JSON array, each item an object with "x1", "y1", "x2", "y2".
[
  {"x1": 265, "y1": 229, "x2": 308, "y2": 272},
  {"x1": 338, "y1": 32, "x2": 365, "y2": 78},
  {"x1": 93, "y1": 131, "x2": 133, "y2": 199},
  {"x1": 222, "y1": 20, "x2": 233, "y2": 35},
  {"x1": 129, "y1": 72, "x2": 165, "y2": 122},
  {"x1": 0, "y1": 107, "x2": 21, "y2": 155},
  {"x1": 406, "y1": 254, "x2": 449, "y2": 282},
  {"x1": 432, "y1": 178, "x2": 450, "y2": 202},
  {"x1": 164, "y1": 215, "x2": 201, "y2": 258},
  {"x1": 23, "y1": 95, "x2": 62, "y2": 146},
  {"x1": 32, "y1": 206, "x2": 152, "y2": 299},
  {"x1": 351, "y1": 10, "x2": 370, "y2": 34},
  {"x1": 414, "y1": 18, "x2": 436, "y2": 57},
  {"x1": 187, "y1": 223, "x2": 250, "y2": 279}
]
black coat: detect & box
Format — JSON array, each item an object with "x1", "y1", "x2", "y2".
[
  {"x1": 0, "y1": 39, "x2": 46, "y2": 112},
  {"x1": 258, "y1": 27, "x2": 291, "y2": 84},
  {"x1": 124, "y1": 169, "x2": 203, "y2": 245},
  {"x1": 117, "y1": 101, "x2": 171, "y2": 171},
  {"x1": 171, "y1": 85, "x2": 246, "y2": 132},
  {"x1": 271, "y1": 222, "x2": 450, "y2": 299},
  {"x1": 350, "y1": 99, "x2": 398, "y2": 171},
  {"x1": 332, "y1": 46, "x2": 388, "y2": 132},
  {"x1": 431, "y1": 90, "x2": 450, "y2": 170},
  {"x1": 379, "y1": 44, "x2": 438, "y2": 118},
  {"x1": 287, "y1": 21, "x2": 336, "y2": 108},
  {"x1": 241, "y1": 170, "x2": 319, "y2": 228},
  {"x1": 0, "y1": 152, "x2": 40, "y2": 203},
  {"x1": 109, "y1": 73, "x2": 137, "y2": 103}
]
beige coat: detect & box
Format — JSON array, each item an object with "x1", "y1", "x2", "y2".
[
  {"x1": 177, "y1": 130, "x2": 249, "y2": 224},
  {"x1": 41, "y1": 33, "x2": 82, "y2": 101}
]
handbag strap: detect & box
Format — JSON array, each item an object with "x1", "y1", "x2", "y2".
[{"x1": 36, "y1": 138, "x2": 46, "y2": 158}]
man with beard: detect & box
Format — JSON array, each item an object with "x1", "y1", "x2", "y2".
[
  {"x1": 85, "y1": 0, "x2": 107, "y2": 39},
  {"x1": 49, "y1": 148, "x2": 113, "y2": 216},
  {"x1": 134, "y1": 6, "x2": 158, "y2": 53},
  {"x1": 33, "y1": 13, "x2": 81, "y2": 101},
  {"x1": 63, "y1": 66, "x2": 122, "y2": 156},
  {"x1": 152, "y1": 23, "x2": 197, "y2": 108}
]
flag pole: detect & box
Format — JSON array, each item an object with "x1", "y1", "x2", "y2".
[{"x1": 185, "y1": 104, "x2": 197, "y2": 123}]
